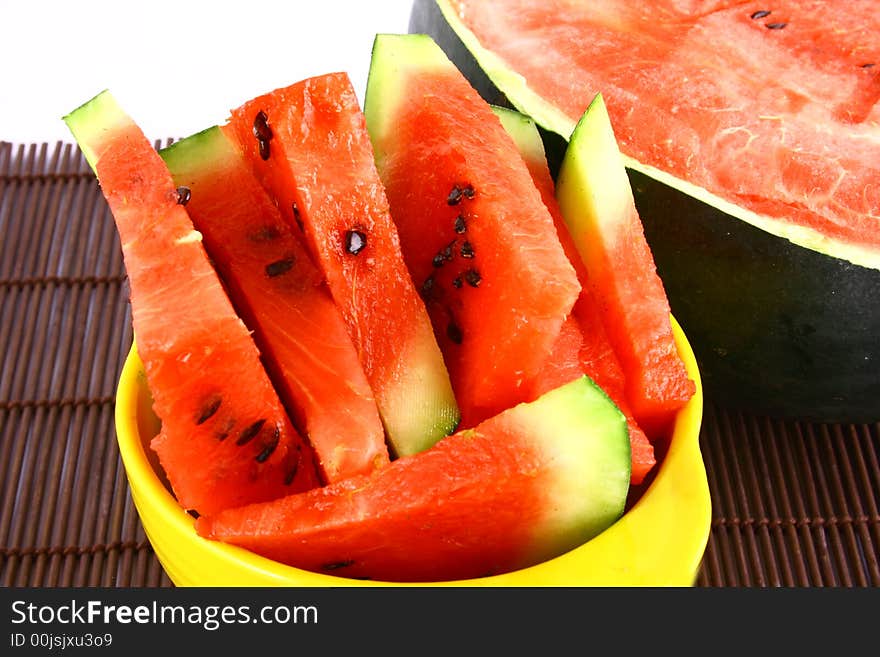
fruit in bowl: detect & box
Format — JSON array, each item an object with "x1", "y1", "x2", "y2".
[
  {"x1": 115, "y1": 318, "x2": 707, "y2": 586},
  {"x1": 67, "y1": 33, "x2": 710, "y2": 585}
]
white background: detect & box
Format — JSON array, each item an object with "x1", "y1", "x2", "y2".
[{"x1": 0, "y1": 0, "x2": 415, "y2": 144}]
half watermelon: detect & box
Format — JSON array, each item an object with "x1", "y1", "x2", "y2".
[
  {"x1": 64, "y1": 91, "x2": 321, "y2": 516},
  {"x1": 226, "y1": 72, "x2": 460, "y2": 458},
  {"x1": 159, "y1": 126, "x2": 390, "y2": 483},
  {"x1": 364, "y1": 33, "x2": 581, "y2": 428}
]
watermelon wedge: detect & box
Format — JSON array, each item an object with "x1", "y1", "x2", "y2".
[
  {"x1": 493, "y1": 106, "x2": 656, "y2": 484},
  {"x1": 196, "y1": 375, "x2": 631, "y2": 583},
  {"x1": 64, "y1": 91, "x2": 320, "y2": 516},
  {"x1": 159, "y1": 126, "x2": 390, "y2": 483},
  {"x1": 226, "y1": 72, "x2": 460, "y2": 458},
  {"x1": 555, "y1": 94, "x2": 695, "y2": 436},
  {"x1": 364, "y1": 33, "x2": 581, "y2": 428}
]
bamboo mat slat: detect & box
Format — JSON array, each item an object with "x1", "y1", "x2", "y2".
[{"x1": 1, "y1": 140, "x2": 878, "y2": 587}]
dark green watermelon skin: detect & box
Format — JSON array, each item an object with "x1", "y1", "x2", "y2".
[
  {"x1": 410, "y1": 0, "x2": 880, "y2": 423},
  {"x1": 630, "y1": 170, "x2": 880, "y2": 423}
]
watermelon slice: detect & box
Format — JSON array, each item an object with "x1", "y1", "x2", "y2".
[
  {"x1": 225, "y1": 72, "x2": 460, "y2": 458},
  {"x1": 64, "y1": 91, "x2": 320, "y2": 516},
  {"x1": 555, "y1": 94, "x2": 695, "y2": 436},
  {"x1": 493, "y1": 106, "x2": 656, "y2": 484},
  {"x1": 364, "y1": 33, "x2": 581, "y2": 428},
  {"x1": 159, "y1": 126, "x2": 390, "y2": 483},
  {"x1": 195, "y1": 375, "x2": 631, "y2": 583}
]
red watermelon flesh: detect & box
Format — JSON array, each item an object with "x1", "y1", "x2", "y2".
[
  {"x1": 556, "y1": 95, "x2": 696, "y2": 436},
  {"x1": 63, "y1": 91, "x2": 320, "y2": 516},
  {"x1": 495, "y1": 107, "x2": 656, "y2": 483},
  {"x1": 364, "y1": 34, "x2": 582, "y2": 429},
  {"x1": 226, "y1": 72, "x2": 460, "y2": 458},
  {"x1": 159, "y1": 126, "x2": 390, "y2": 484},
  {"x1": 439, "y1": 0, "x2": 880, "y2": 265},
  {"x1": 195, "y1": 375, "x2": 631, "y2": 583}
]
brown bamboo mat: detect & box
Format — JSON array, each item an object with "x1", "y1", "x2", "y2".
[{"x1": 1, "y1": 140, "x2": 878, "y2": 588}]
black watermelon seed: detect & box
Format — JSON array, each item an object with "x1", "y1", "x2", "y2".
[
  {"x1": 253, "y1": 110, "x2": 273, "y2": 142},
  {"x1": 452, "y1": 276, "x2": 463, "y2": 289},
  {"x1": 765, "y1": 22, "x2": 787, "y2": 29},
  {"x1": 186, "y1": 509, "x2": 200, "y2": 519},
  {"x1": 447, "y1": 321, "x2": 463, "y2": 344},
  {"x1": 460, "y1": 241, "x2": 474, "y2": 259},
  {"x1": 284, "y1": 458, "x2": 300, "y2": 485},
  {"x1": 432, "y1": 253, "x2": 445, "y2": 268},
  {"x1": 345, "y1": 229, "x2": 367, "y2": 255},
  {"x1": 258, "y1": 138, "x2": 271, "y2": 161},
  {"x1": 265, "y1": 257, "x2": 295, "y2": 277},
  {"x1": 255, "y1": 426, "x2": 281, "y2": 463},
  {"x1": 464, "y1": 269, "x2": 481, "y2": 288},
  {"x1": 176, "y1": 186, "x2": 191, "y2": 206},
  {"x1": 421, "y1": 275, "x2": 435, "y2": 298},
  {"x1": 454, "y1": 214, "x2": 467, "y2": 233},
  {"x1": 447, "y1": 186, "x2": 463, "y2": 205},
  {"x1": 236, "y1": 419, "x2": 267, "y2": 446},
  {"x1": 462, "y1": 184, "x2": 475, "y2": 199},
  {"x1": 442, "y1": 241, "x2": 455, "y2": 261},
  {"x1": 862, "y1": 63, "x2": 875, "y2": 69},
  {"x1": 195, "y1": 396, "x2": 222, "y2": 425},
  {"x1": 750, "y1": 10, "x2": 771, "y2": 19},
  {"x1": 321, "y1": 560, "x2": 355, "y2": 571},
  {"x1": 292, "y1": 203, "x2": 304, "y2": 231}
]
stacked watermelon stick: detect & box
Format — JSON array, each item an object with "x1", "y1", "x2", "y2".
[
  {"x1": 492, "y1": 106, "x2": 658, "y2": 484},
  {"x1": 225, "y1": 72, "x2": 461, "y2": 459},
  {"x1": 556, "y1": 94, "x2": 696, "y2": 439},
  {"x1": 159, "y1": 126, "x2": 390, "y2": 484},
  {"x1": 64, "y1": 91, "x2": 321, "y2": 516}
]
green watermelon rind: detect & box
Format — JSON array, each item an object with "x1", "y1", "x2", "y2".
[
  {"x1": 62, "y1": 89, "x2": 121, "y2": 170},
  {"x1": 506, "y1": 375, "x2": 631, "y2": 563},
  {"x1": 423, "y1": 0, "x2": 880, "y2": 272},
  {"x1": 364, "y1": 33, "x2": 451, "y2": 171}
]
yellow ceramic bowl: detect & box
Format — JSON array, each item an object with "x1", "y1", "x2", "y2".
[{"x1": 114, "y1": 317, "x2": 710, "y2": 586}]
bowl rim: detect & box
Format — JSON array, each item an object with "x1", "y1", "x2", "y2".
[{"x1": 115, "y1": 315, "x2": 710, "y2": 586}]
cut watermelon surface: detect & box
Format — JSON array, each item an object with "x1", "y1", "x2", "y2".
[
  {"x1": 494, "y1": 106, "x2": 656, "y2": 484},
  {"x1": 64, "y1": 91, "x2": 321, "y2": 516},
  {"x1": 226, "y1": 72, "x2": 460, "y2": 458},
  {"x1": 196, "y1": 375, "x2": 631, "y2": 583},
  {"x1": 430, "y1": 0, "x2": 880, "y2": 269},
  {"x1": 364, "y1": 34, "x2": 581, "y2": 428},
  {"x1": 159, "y1": 127, "x2": 390, "y2": 484}
]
